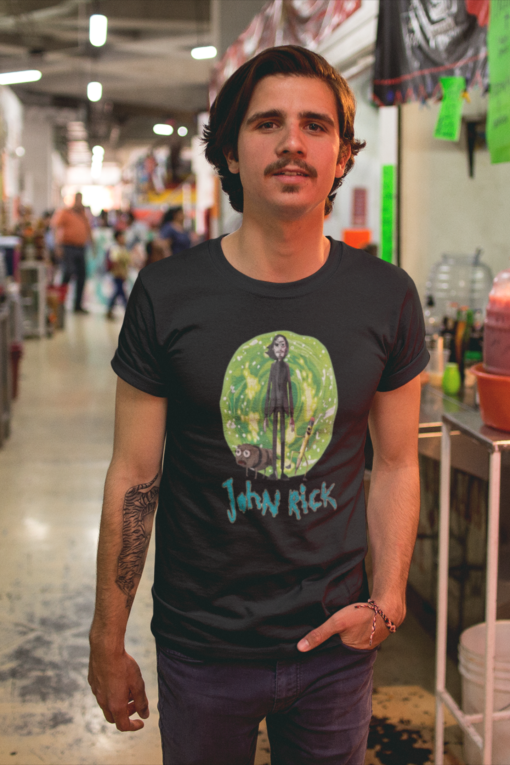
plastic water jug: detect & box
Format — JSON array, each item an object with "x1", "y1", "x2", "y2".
[
  {"x1": 424, "y1": 251, "x2": 493, "y2": 334},
  {"x1": 484, "y1": 269, "x2": 510, "y2": 376}
]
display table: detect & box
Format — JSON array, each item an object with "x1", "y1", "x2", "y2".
[{"x1": 435, "y1": 410, "x2": 510, "y2": 765}]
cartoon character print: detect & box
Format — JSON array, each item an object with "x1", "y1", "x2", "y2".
[
  {"x1": 263, "y1": 334, "x2": 295, "y2": 480},
  {"x1": 220, "y1": 331, "x2": 338, "y2": 481},
  {"x1": 235, "y1": 444, "x2": 273, "y2": 478}
]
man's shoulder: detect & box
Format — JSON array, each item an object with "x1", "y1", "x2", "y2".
[
  {"x1": 337, "y1": 240, "x2": 414, "y2": 291},
  {"x1": 140, "y1": 238, "x2": 212, "y2": 287}
]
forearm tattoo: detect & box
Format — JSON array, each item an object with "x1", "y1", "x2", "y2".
[{"x1": 115, "y1": 474, "x2": 160, "y2": 608}]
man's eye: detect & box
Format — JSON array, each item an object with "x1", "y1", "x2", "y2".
[
  {"x1": 308, "y1": 123, "x2": 324, "y2": 132},
  {"x1": 259, "y1": 121, "x2": 277, "y2": 129}
]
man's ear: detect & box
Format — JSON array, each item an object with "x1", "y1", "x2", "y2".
[
  {"x1": 335, "y1": 143, "x2": 351, "y2": 179},
  {"x1": 223, "y1": 146, "x2": 240, "y2": 175}
]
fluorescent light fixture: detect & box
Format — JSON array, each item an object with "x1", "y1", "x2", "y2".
[
  {"x1": 87, "y1": 81, "x2": 102, "y2": 102},
  {"x1": 0, "y1": 69, "x2": 41, "y2": 85},
  {"x1": 89, "y1": 14, "x2": 108, "y2": 47},
  {"x1": 177, "y1": 126, "x2": 188, "y2": 137},
  {"x1": 191, "y1": 45, "x2": 217, "y2": 60},
  {"x1": 153, "y1": 123, "x2": 173, "y2": 136}
]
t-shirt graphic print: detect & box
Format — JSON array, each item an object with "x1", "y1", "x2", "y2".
[
  {"x1": 220, "y1": 331, "x2": 338, "y2": 524},
  {"x1": 111, "y1": 236, "x2": 429, "y2": 660}
]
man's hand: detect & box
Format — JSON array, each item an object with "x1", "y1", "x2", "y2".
[
  {"x1": 88, "y1": 646, "x2": 149, "y2": 732},
  {"x1": 297, "y1": 602, "x2": 394, "y2": 653}
]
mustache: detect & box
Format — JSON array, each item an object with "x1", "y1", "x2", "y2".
[{"x1": 264, "y1": 158, "x2": 318, "y2": 178}]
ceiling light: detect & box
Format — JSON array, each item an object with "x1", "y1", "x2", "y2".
[
  {"x1": 89, "y1": 14, "x2": 108, "y2": 47},
  {"x1": 87, "y1": 81, "x2": 102, "y2": 102},
  {"x1": 177, "y1": 126, "x2": 188, "y2": 137},
  {"x1": 92, "y1": 145, "x2": 104, "y2": 156},
  {"x1": 153, "y1": 124, "x2": 173, "y2": 136},
  {"x1": 15, "y1": 146, "x2": 25, "y2": 157},
  {"x1": 0, "y1": 69, "x2": 41, "y2": 85},
  {"x1": 191, "y1": 46, "x2": 217, "y2": 60}
]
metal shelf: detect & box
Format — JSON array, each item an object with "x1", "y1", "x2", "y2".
[{"x1": 435, "y1": 410, "x2": 510, "y2": 765}]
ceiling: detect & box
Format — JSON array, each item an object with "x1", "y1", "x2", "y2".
[{"x1": 0, "y1": 0, "x2": 220, "y2": 147}]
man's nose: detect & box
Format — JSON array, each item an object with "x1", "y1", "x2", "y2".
[{"x1": 276, "y1": 122, "x2": 305, "y2": 156}]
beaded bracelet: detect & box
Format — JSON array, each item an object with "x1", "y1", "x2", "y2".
[{"x1": 354, "y1": 599, "x2": 397, "y2": 646}]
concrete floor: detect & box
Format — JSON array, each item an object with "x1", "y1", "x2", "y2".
[{"x1": 0, "y1": 310, "x2": 463, "y2": 765}]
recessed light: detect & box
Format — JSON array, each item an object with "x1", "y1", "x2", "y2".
[
  {"x1": 191, "y1": 46, "x2": 217, "y2": 60},
  {"x1": 153, "y1": 124, "x2": 174, "y2": 136},
  {"x1": 87, "y1": 81, "x2": 102, "y2": 102},
  {"x1": 0, "y1": 70, "x2": 41, "y2": 85}
]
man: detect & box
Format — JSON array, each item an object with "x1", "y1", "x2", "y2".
[
  {"x1": 89, "y1": 46, "x2": 428, "y2": 765},
  {"x1": 264, "y1": 334, "x2": 295, "y2": 480},
  {"x1": 52, "y1": 192, "x2": 93, "y2": 313}
]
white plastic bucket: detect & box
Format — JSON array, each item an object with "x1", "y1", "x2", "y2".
[{"x1": 459, "y1": 621, "x2": 510, "y2": 765}]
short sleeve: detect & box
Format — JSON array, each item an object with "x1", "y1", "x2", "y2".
[
  {"x1": 111, "y1": 275, "x2": 167, "y2": 397},
  {"x1": 377, "y1": 276, "x2": 429, "y2": 392}
]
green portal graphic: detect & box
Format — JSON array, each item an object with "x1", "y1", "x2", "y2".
[{"x1": 220, "y1": 331, "x2": 338, "y2": 479}]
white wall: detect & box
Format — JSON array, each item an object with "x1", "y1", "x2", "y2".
[
  {"x1": 401, "y1": 97, "x2": 510, "y2": 299},
  {"x1": 21, "y1": 107, "x2": 54, "y2": 215},
  {"x1": 324, "y1": 68, "x2": 381, "y2": 244},
  {"x1": 0, "y1": 85, "x2": 23, "y2": 221}
]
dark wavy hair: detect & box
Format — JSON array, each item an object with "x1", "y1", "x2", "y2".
[
  {"x1": 266, "y1": 334, "x2": 289, "y2": 360},
  {"x1": 203, "y1": 45, "x2": 365, "y2": 215}
]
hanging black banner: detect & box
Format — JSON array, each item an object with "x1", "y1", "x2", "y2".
[{"x1": 373, "y1": 0, "x2": 489, "y2": 106}]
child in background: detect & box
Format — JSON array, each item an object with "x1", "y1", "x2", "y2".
[{"x1": 106, "y1": 230, "x2": 131, "y2": 320}]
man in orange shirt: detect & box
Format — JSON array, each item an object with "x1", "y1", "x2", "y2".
[{"x1": 52, "y1": 192, "x2": 93, "y2": 313}]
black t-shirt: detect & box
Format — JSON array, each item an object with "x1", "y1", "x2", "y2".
[{"x1": 112, "y1": 237, "x2": 429, "y2": 660}]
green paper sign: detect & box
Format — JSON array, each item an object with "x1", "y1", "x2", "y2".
[
  {"x1": 487, "y1": 0, "x2": 510, "y2": 164},
  {"x1": 381, "y1": 164, "x2": 395, "y2": 264},
  {"x1": 434, "y1": 77, "x2": 465, "y2": 141}
]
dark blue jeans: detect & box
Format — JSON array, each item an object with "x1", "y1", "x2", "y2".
[
  {"x1": 156, "y1": 641, "x2": 377, "y2": 765},
  {"x1": 108, "y1": 277, "x2": 128, "y2": 310},
  {"x1": 62, "y1": 245, "x2": 86, "y2": 310}
]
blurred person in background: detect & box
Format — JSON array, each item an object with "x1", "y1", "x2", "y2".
[
  {"x1": 159, "y1": 206, "x2": 191, "y2": 255},
  {"x1": 89, "y1": 45, "x2": 427, "y2": 765},
  {"x1": 124, "y1": 210, "x2": 148, "y2": 270},
  {"x1": 52, "y1": 192, "x2": 93, "y2": 313},
  {"x1": 106, "y1": 230, "x2": 131, "y2": 320},
  {"x1": 93, "y1": 210, "x2": 114, "y2": 275}
]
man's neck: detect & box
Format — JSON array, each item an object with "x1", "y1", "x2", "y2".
[{"x1": 221, "y1": 206, "x2": 330, "y2": 283}]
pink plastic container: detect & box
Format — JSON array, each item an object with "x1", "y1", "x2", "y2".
[{"x1": 484, "y1": 269, "x2": 510, "y2": 376}]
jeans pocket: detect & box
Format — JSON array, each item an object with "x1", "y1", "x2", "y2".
[{"x1": 157, "y1": 644, "x2": 207, "y2": 664}]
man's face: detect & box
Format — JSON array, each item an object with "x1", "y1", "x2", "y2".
[
  {"x1": 273, "y1": 336, "x2": 287, "y2": 359},
  {"x1": 225, "y1": 75, "x2": 350, "y2": 220}
]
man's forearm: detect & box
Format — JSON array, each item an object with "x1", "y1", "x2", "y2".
[
  {"x1": 90, "y1": 466, "x2": 160, "y2": 649},
  {"x1": 366, "y1": 460, "x2": 420, "y2": 625}
]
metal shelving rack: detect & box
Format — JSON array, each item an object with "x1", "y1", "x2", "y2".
[
  {"x1": 435, "y1": 409, "x2": 510, "y2": 765},
  {"x1": 19, "y1": 261, "x2": 46, "y2": 338}
]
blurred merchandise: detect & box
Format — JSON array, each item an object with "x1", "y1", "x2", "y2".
[
  {"x1": 442, "y1": 362, "x2": 461, "y2": 396},
  {"x1": 484, "y1": 269, "x2": 510, "y2": 376},
  {"x1": 6, "y1": 282, "x2": 23, "y2": 399},
  {"x1": 425, "y1": 334, "x2": 449, "y2": 388},
  {"x1": 0, "y1": 302, "x2": 11, "y2": 446},
  {"x1": 0, "y1": 236, "x2": 20, "y2": 280},
  {"x1": 424, "y1": 251, "x2": 493, "y2": 335},
  {"x1": 46, "y1": 285, "x2": 67, "y2": 331}
]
